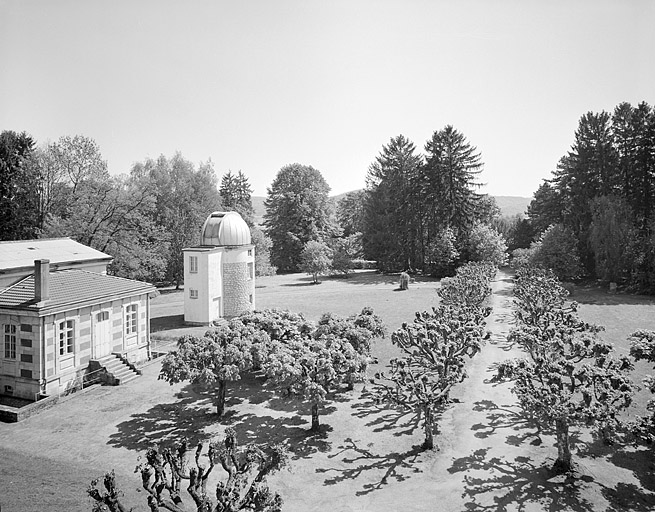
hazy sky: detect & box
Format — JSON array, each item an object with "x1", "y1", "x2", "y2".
[{"x1": 1, "y1": 0, "x2": 653, "y2": 198}]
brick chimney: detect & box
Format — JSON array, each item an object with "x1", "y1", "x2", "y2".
[{"x1": 34, "y1": 259, "x2": 50, "y2": 303}]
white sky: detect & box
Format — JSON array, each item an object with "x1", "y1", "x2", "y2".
[{"x1": 1, "y1": 0, "x2": 653, "y2": 198}]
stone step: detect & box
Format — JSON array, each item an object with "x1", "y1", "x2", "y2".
[{"x1": 92, "y1": 354, "x2": 140, "y2": 386}]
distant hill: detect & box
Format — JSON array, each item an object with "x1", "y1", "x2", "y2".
[
  {"x1": 251, "y1": 193, "x2": 532, "y2": 225},
  {"x1": 493, "y1": 196, "x2": 532, "y2": 218}
]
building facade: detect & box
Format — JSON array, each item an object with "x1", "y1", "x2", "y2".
[{"x1": 0, "y1": 245, "x2": 156, "y2": 400}]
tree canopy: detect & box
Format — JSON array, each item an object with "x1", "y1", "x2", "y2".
[{"x1": 263, "y1": 163, "x2": 336, "y2": 273}]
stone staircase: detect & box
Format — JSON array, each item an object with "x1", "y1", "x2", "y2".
[{"x1": 90, "y1": 354, "x2": 141, "y2": 386}]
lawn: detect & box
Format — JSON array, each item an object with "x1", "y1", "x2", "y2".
[{"x1": 1, "y1": 269, "x2": 655, "y2": 511}]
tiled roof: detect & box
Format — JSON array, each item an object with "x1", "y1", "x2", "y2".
[
  {"x1": 0, "y1": 270, "x2": 155, "y2": 311},
  {"x1": 0, "y1": 238, "x2": 111, "y2": 271}
]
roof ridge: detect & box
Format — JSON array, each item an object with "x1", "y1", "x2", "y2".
[{"x1": 0, "y1": 237, "x2": 73, "y2": 246}]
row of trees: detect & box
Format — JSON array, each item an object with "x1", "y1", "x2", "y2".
[
  {"x1": 496, "y1": 265, "x2": 640, "y2": 473},
  {"x1": 519, "y1": 101, "x2": 655, "y2": 291},
  {"x1": 0, "y1": 131, "x2": 276, "y2": 284},
  {"x1": 376, "y1": 262, "x2": 495, "y2": 449}
]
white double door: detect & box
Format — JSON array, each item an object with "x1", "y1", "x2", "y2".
[{"x1": 94, "y1": 311, "x2": 112, "y2": 358}]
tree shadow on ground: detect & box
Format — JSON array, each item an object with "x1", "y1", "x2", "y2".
[
  {"x1": 448, "y1": 448, "x2": 604, "y2": 512},
  {"x1": 315, "y1": 437, "x2": 424, "y2": 496},
  {"x1": 468, "y1": 400, "x2": 543, "y2": 447},
  {"x1": 107, "y1": 385, "x2": 219, "y2": 451},
  {"x1": 108, "y1": 375, "x2": 339, "y2": 460},
  {"x1": 350, "y1": 389, "x2": 423, "y2": 438},
  {"x1": 222, "y1": 411, "x2": 333, "y2": 460}
]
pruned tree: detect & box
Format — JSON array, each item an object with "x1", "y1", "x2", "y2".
[
  {"x1": 437, "y1": 261, "x2": 495, "y2": 311},
  {"x1": 496, "y1": 266, "x2": 635, "y2": 473},
  {"x1": 241, "y1": 308, "x2": 383, "y2": 430},
  {"x1": 314, "y1": 307, "x2": 386, "y2": 358},
  {"x1": 628, "y1": 329, "x2": 655, "y2": 444},
  {"x1": 88, "y1": 429, "x2": 286, "y2": 512},
  {"x1": 263, "y1": 335, "x2": 368, "y2": 431},
  {"x1": 159, "y1": 323, "x2": 269, "y2": 416},
  {"x1": 376, "y1": 303, "x2": 490, "y2": 449}
]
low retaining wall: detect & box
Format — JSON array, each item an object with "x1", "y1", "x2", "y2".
[{"x1": 0, "y1": 394, "x2": 59, "y2": 423}]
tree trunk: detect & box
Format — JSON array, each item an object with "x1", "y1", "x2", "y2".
[
  {"x1": 215, "y1": 380, "x2": 226, "y2": 416},
  {"x1": 310, "y1": 402, "x2": 320, "y2": 431},
  {"x1": 553, "y1": 418, "x2": 572, "y2": 473},
  {"x1": 423, "y1": 405, "x2": 435, "y2": 450}
]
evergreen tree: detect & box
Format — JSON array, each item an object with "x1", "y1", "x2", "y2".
[
  {"x1": 527, "y1": 180, "x2": 564, "y2": 236},
  {"x1": 220, "y1": 169, "x2": 254, "y2": 225},
  {"x1": 362, "y1": 135, "x2": 422, "y2": 271},
  {"x1": 421, "y1": 125, "x2": 484, "y2": 257}
]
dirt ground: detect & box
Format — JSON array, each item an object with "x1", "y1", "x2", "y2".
[{"x1": 1, "y1": 269, "x2": 655, "y2": 511}]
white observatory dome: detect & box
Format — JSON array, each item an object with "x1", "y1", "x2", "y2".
[{"x1": 200, "y1": 211, "x2": 252, "y2": 246}]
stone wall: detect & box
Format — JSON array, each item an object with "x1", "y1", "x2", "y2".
[{"x1": 223, "y1": 261, "x2": 254, "y2": 317}]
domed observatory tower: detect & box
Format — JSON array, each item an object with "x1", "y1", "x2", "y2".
[{"x1": 183, "y1": 212, "x2": 255, "y2": 325}]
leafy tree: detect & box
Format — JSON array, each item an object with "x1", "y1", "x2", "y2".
[
  {"x1": 531, "y1": 224, "x2": 583, "y2": 281},
  {"x1": 0, "y1": 130, "x2": 37, "y2": 240},
  {"x1": 466, "y1": 221, "x2": 508, "y2": 267},
  {"x1": 629, "y1": 330, "x2": 655, "y2": 444},
  {"x1": 263, "y1": 163, "x2": 335, "y2": 273},
  {"x1": 147, "y1": 154, "x2": 222, "y2": 287},
  {"x1": 251, "y1": 226, "x2": 276, "y2": 277},
  {"x1": 363, "y1": 135, "x2": 423, "y2": 271},
  {"x1": 329, "y1": 233, "x2": 362, "y2": 277},
  {"x1": 89, "y1": 429, "x2": 286, "y2": 512},
  {"x1": 424, "y1": 227, "x2": 459, "y2": 277},
  {"x1": 299, "y1": 240, "x2": 332, "y2": 284},
  {"x1": 496, "y1": 266, "x2": 635, "y2": 473},
  {"x1": 159, "y1": 323, "x2": 269, "y2": 416}
]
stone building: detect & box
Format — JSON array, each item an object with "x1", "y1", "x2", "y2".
[{"x1": 182, "y1": 211, "x2": 255, "y2": 325}]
